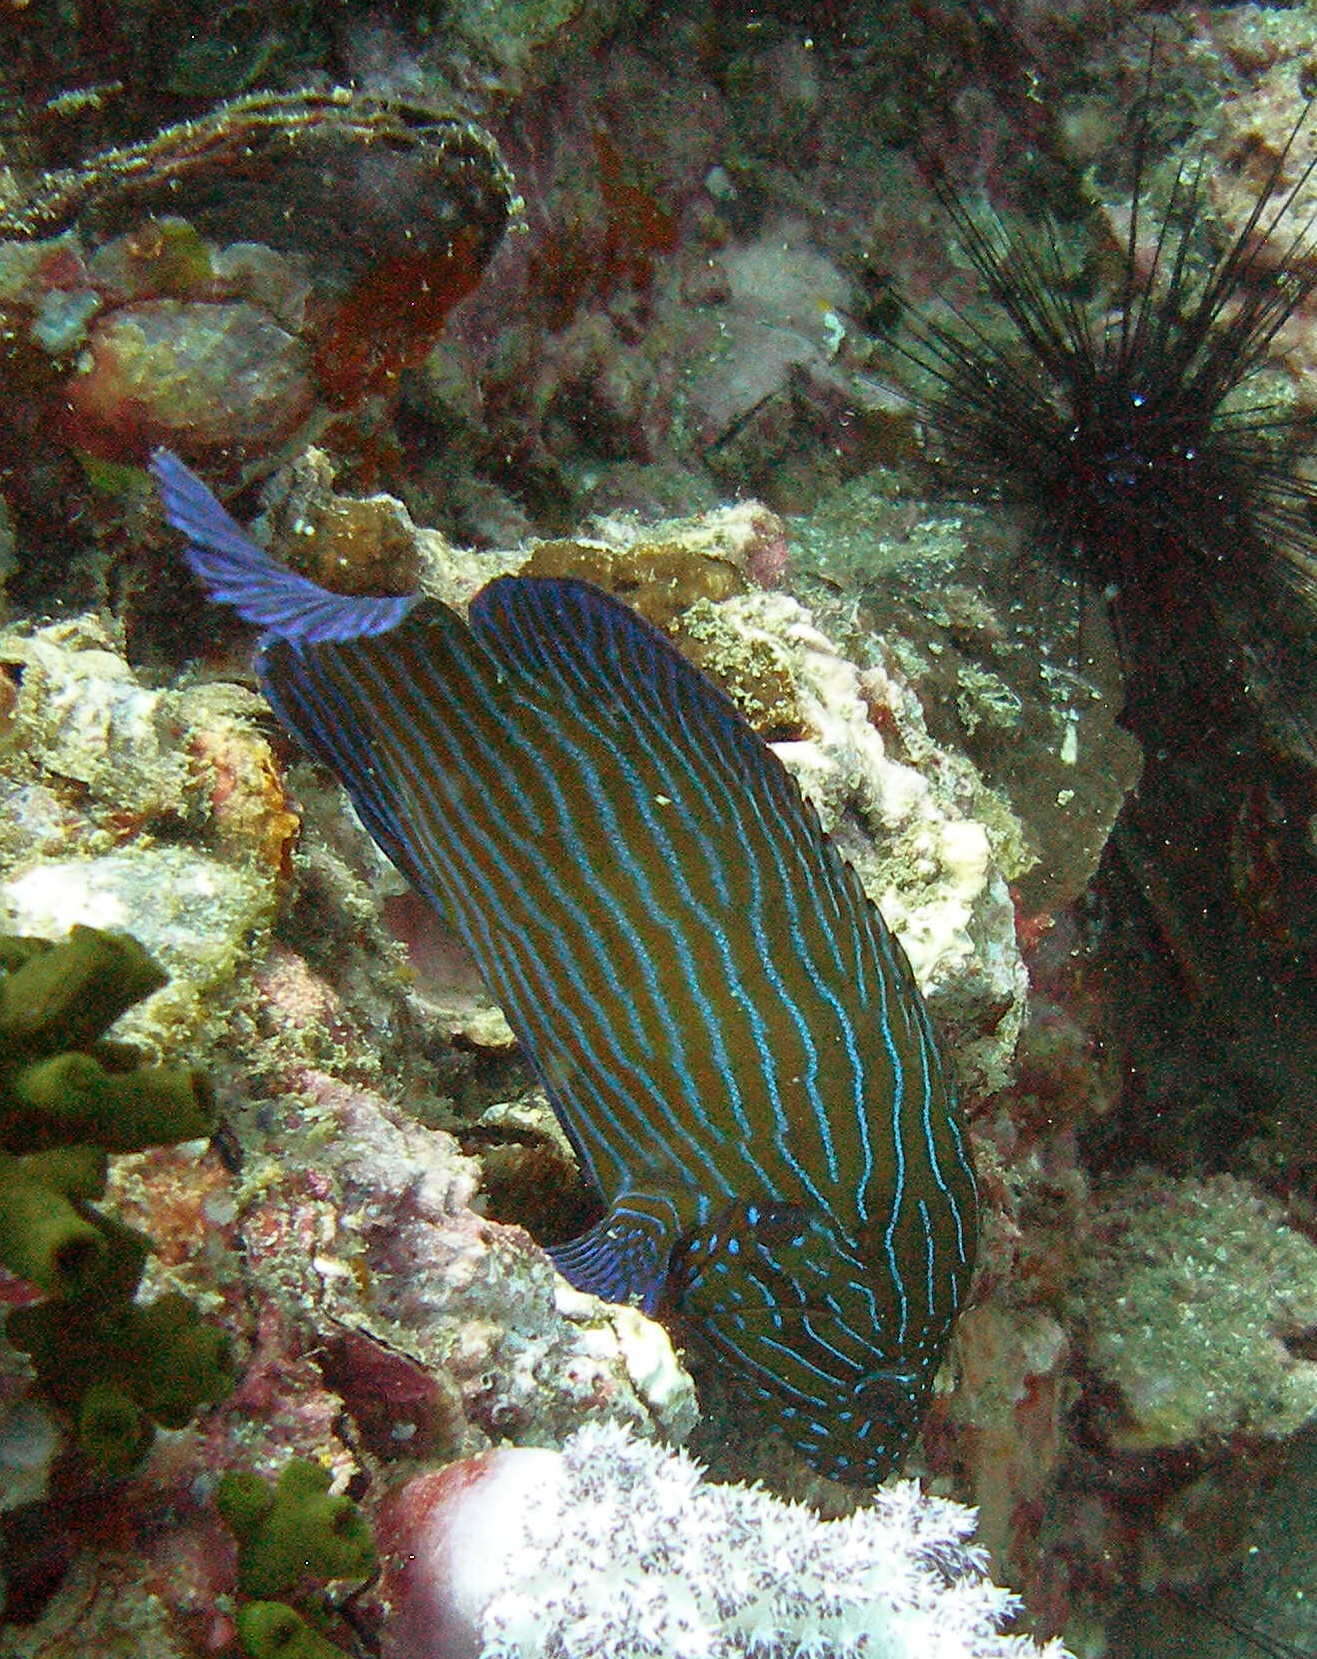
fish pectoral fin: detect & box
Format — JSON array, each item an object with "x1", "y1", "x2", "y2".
[{"x1": 548, "y1": 1194, "x2": 681, "y2": 1314}]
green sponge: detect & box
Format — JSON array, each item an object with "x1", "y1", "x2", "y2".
[
  {"x1": 7, "y1": 1049, "x2": 214, "y2": 1153},
  {"x1": 0, "y1": 1145, "x2": 109, "y2": 1296},
  {"x1": 0, "y1": 926, "x2": 233, "y2": 1471},
  {"x1": 235, "y1": 1601, "x2": 352, "y2": 1659},
  {"x1": 77, "y1": 1380, "x2": 153, "y2": 1477},
  {"x1": 8, "y1": 1285, "x2": 235, "y2": 1453},
  {"x1": 0, "y1": 924, "x2": 214, "y2": 1162},
  {"x1": 218, "y1": 1459, "x2": 377, "y2": 1598},
  {"x1": 0, "y1": 924, "x2": 167, "y2": 1057}
]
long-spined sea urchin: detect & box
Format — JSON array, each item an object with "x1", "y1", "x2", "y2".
[{"x1": 889, "y1": 67, "x2": 1317, "y2": 760}]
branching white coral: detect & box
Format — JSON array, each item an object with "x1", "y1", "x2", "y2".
[{"x1": 470, "y1": 1422, "x2": 1069, "y2": 1659}]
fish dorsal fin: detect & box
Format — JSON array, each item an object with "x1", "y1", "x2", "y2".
[
  {"x1": 471, "y1": 576, "x2": 772, "y2": 767},
  {"x1": 548, "y1": 1189, "x2": 684, "y2": 1314},
  {"x1": 470, "y1": 575, "x2": 696, "y2": 694}
]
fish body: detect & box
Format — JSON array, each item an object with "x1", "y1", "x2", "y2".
[{"x1": 153, "y1": 451, "x2": 978, "y2": 1483}]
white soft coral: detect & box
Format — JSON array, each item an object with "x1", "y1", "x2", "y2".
[{"x1": 377, "y1": 1420, "x2": 1071, "y2": 1659}]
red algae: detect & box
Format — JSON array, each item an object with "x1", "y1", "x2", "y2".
[
  {"x1": 314, "y1": 226, "x2": 494, "y2": 409},
  {"x1": 0, "y1": 91, "x2": 518, "y2": 479}
]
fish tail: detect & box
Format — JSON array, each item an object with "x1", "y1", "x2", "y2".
[{"x1": 149, "y1": 449, "x2": 417, "y2": 645}]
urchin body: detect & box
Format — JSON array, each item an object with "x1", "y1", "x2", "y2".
[{"x1": 894, "y1": 95, "x2": 1317, "y2": 755}]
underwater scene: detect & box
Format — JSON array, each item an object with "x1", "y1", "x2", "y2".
[{"x1": 0, "y1": 2, "x2": 1314, "y2": 1656}]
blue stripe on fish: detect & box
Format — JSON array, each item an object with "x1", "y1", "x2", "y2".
[{"x1": 154, "y1": 449, "x2": 978, "y2": 1484}]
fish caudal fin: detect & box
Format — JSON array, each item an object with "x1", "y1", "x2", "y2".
[{"x1": 150, "y1": 449, "x2": 418, "y2": 645}]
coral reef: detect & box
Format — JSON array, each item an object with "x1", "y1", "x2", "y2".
[
  {"x1": 376, "y1": 1419, "x2": 1071, "y2": 1659},
  {"x1": 0, "y1": 615, "x2": 292, "y2": 1046},
  {"x1": 227, "y1": 1065, "x2": 699, "y2": 1460},
  {"x1": 0, "y1": 89, "x2": 517, "y2": 586},
  {"x1": 788, "y1": 477, "x2": 1143, "y2": 921},
  {"x1": 0, "y1": 4, "x2": 1313, "y2": 1655}
]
